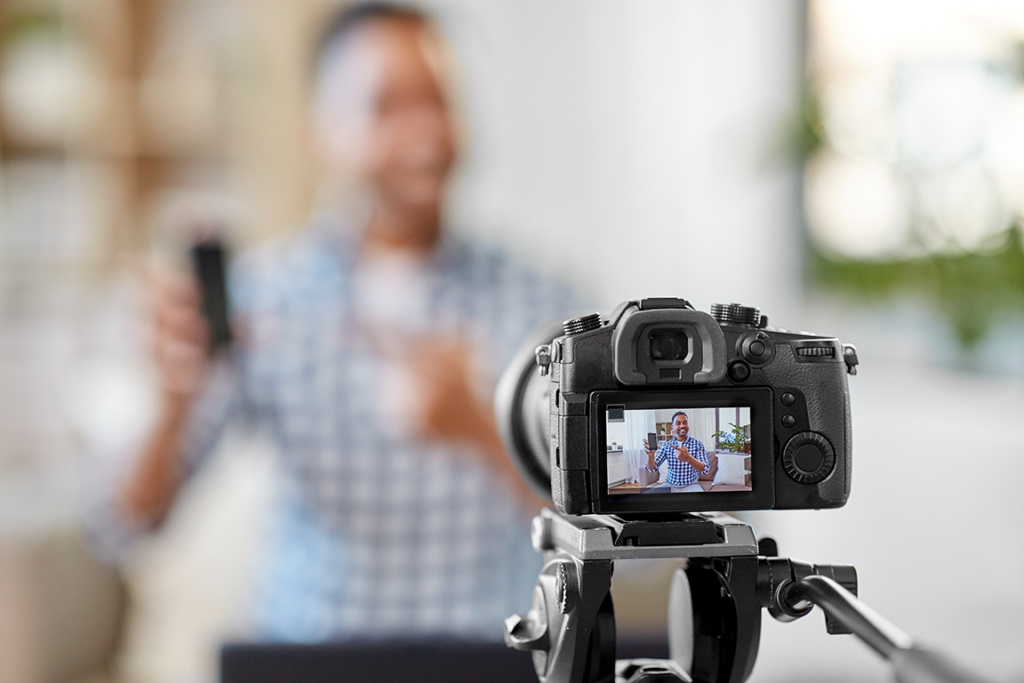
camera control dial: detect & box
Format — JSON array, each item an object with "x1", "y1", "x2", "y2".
[
  {"x1": 562, "y1": 313, "x2": 603, "y2": 336},
  {"x1": 782, "y1": 432, "x2": 836, "y2": 484},
  {"x1": 711, "y1": 303, "x2": 761, "y2": 327}
]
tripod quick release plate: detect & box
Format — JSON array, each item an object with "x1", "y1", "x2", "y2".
[{"x1": 530, "y1": 508, "x2": 758, "y2": 561}]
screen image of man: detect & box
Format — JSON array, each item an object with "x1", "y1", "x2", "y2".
[
  {"x1": 643, "y1": 412, "x2": 710, "y2": 493},
  {"x1": 86, "y1": 2, "x2": 582, "y2": 642}
]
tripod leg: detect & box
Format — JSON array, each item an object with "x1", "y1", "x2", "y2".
[
  {"x1": 685, "y1": 557, "x2": 762, "y2": 683},
  {"x1": 668, "y1": 568, "x2": 694, "y2": 676},
  {"x1": 505, "y1": 555, "x2": 615, "y2": 683},
  {"x1": 582, "y1": 591, "x2": 616, "y2": 683}
]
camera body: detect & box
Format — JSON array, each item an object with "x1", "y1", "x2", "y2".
[{"x1": 499, "y1": 297, "x2": 856, "y2": 516}]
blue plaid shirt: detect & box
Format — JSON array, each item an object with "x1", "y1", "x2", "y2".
[
  {"x1": 86, "y1": 222, "x2": 584, "y2": 642},
  {"x1": 646, "y1": 436, "x2": 709, "y2": 487}
]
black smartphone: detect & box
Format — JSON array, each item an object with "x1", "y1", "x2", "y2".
[
  {"x1": 190, "y1": 238, "x2": 232, "y2": 351},
  {"x1": 647, "y1": 432, "x2": 659, "y2": 451}
]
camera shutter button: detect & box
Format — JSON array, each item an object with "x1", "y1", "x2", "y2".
[{"x1": 749, "y1": 340, "x2": 766, "y2": 357}]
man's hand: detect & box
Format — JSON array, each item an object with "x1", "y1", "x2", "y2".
[
  {"x1": 119, "y1": 267, "x2": 212, "y2": 526},
  {"x1": 671, "y1": 444, "x2": 705, "y2": 474},
  {"x1": 671, "y1": 443, "x2": 690, "y2": 461},
  {"x1": 146, "y1": 268, "x2": 210, "y2": 399},
  {"x1": 644, "y1": 439, "x2": 658, "y2": 471},
  {"x1": 404, "y1": 339, "x2": 489, "y2": 444}
]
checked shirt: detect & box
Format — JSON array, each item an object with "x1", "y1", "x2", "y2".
[
  {"x1": 645, "y1": 436, "x2": 710, "y2": 487},
  {"x1": 86, "y1": 221, "x2": 583, "y2": 642}
]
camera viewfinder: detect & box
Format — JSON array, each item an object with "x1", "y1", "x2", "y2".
[{"x1": 649, "y1": 329, "x2": 688, "y2": 361}]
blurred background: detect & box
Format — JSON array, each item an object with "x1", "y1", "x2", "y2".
[{"x1": 0, "y1": 0, "x2": 1022, "y2": 682}]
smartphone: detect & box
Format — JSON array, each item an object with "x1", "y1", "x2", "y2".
[
  {"x1": 190, "y1": 238, "x2": 232, "y2": 351},
  {"x1": 647, "y1": 432, "x2": 659, "y2": 451}
]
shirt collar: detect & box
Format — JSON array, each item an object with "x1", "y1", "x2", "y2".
[{"x1": 307, "y1": 214, "x2": 466, "y2": 274}]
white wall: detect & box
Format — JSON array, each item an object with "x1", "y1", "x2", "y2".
[
  {"x1": 440, "y1": 0, "x2": 805, "y2": 318},
  {"x1": 605, "y1": 420, "x2": 628, "y2": 449}
]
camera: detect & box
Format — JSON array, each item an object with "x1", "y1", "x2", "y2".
[
  {"x1": 499, "y1": 300, "x2": 986, "y2": 683},
  {"x1": 495, "y1": 297, "x2": 858, "y2": 516}
]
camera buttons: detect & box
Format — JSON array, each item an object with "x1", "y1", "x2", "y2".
[
  {"x1": 782, "y1": 432, "x2": 836, "y2": 484},
  {"x1": 739, "y1": 332, "x2": 776, "y2": 365},
  {"x1": 781, "y1": 414, "x2": 796, "y2": 428},
  {"x1": 781, "y1": 392, "x2": 796, "y2": 406},
  {"x1": 728, "y1": 360, "x2": 751, "y2": 383}
]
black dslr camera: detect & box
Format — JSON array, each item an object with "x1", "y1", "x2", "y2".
[
  {"x1": 496, "y1": 299, "x2": 987, "y2": 683},
  {"x1": 496, "y1": 297, "x2": 858, "y2": 516}
]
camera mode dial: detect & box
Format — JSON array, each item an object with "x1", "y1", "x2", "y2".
[
  {"x1": 562, "y1": 313, "x2": 603, "y2": 336},
  {"x1": 711, "y1": 303, "x2": 761, "y2": 327},
  {"x1": 782, "y1": 432, "x2": 835, "y2": 485}
]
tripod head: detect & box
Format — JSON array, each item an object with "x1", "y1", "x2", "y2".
[{"x1": 505, "y1": 510, "x2": 989, "y2": 683}]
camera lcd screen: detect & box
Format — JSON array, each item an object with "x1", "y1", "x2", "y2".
[{"x1": 606, "y1": 407, "x2": 752, "y2": 496}]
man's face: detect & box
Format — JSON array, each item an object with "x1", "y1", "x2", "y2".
[
  {"x1": 314, "y1": 19, "x2": 456, "y2": 214},
  {"x1": 672, "y1": 415, "x2": 689, "y2": 441}
]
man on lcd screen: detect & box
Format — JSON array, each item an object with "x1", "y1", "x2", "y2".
[{"x1": 643, "y1": 411, "x2": 709, "y2": 493}]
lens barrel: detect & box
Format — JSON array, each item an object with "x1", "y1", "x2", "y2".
[{"x1": 494, "y1": 319, "x2": 565, "y2": 501}]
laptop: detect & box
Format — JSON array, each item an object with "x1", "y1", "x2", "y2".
[
  {"x1": 221, "y1": 637, "x2": 669, "y2": 683},
  {"x1": 221, "y1": 639, "x2": 537, "y2": 683}
]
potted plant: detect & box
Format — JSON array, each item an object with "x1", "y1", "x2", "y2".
[{"x1": 713, "y1": 423, "x2": 749, "y2": 453}]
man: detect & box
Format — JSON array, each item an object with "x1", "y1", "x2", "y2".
[
  {"x1": 88, "y1": 3, "x2": 579, "y2": 641},
  {"x1": 643, "y1": 412, "x2": 709, "y2": 493}
]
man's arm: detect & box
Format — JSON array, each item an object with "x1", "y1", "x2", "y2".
[
  {"x1": 118, "y1": 270, "x2": 210, "y2": 527},
  {"x1": 691, "y1": 441, "x2": 710, "y2": 476},
  {"x1": 646, "y1": 443, "x2": 665, "y2": 474},
  {"x1": 443, "y1": 391, "x2": 547, "y2": 510},
  {"x1": 406, "y1": 339, "x2": 548, "y2": 510}
]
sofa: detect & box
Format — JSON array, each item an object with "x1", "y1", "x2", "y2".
[{"x1": 639, "y1": 450, "x2": 751, "y2": 493}]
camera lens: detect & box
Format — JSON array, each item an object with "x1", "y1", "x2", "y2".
[{"x1": 649, "y1": 329, "x2": 688, "y2": 361}]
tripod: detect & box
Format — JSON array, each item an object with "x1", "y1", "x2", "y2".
[{"x1": 504, "y1": 509, "x2": 988, "y2": 683}]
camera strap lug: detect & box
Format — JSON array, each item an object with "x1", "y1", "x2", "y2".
[
  {"x1": 536, "y1": 344, "x2": 553, "y2": 376},
  {"x1": 842, "y1": 344, "x2": 859, "y2": 375}
]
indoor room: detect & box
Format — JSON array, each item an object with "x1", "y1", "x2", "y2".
[
  {"x1": 606, "y1": 407, "x2": 752, "y2": 494},
  {"x1": 0, "y1": 1, "x2": 1021, "y2": 682}
]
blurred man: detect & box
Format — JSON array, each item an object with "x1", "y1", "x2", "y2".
[
  {"x1": 643, "y1": 412, "x2": 709, "y2": 493},
  {"x1": 89, "y1": 2, "x2": 579, "y2": 641}
]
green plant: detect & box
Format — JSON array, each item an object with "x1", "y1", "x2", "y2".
[
  {"x1": 713, "y1": 423, "x2": 748, "y2": 453},
  {"x1": 810, "y1": 223, "x2": 1024, "y2": 350},
  {"x1": 773, "y1": 80, "x2": 1024, "y2": 354}
]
